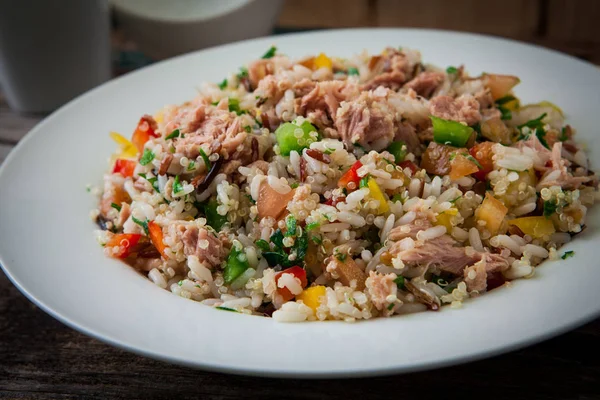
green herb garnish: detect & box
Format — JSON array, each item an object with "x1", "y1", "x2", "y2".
[
  {"x1": 165, "y1": 129, "x2": 181, "y2": 140},
  {"x1": 335, "y1": 253, "x2": 347, "y2": 262},
  {"x1": 244, "y1": 125, "x2": 252, "y2": 133},
  {"x1": 518, "y1": 113, "x2": 549, "y2": 148},
  {"x1": 559, "y1": 126, "x2": 569, "y2": 142},
  {"x1": 216, "y1": 306, "x2": 239, "y2": 312},
  {"x1": 387, "y1": 303, "x2": 395, "y2": 311},
  {"x1": 131, "y1": 216, "x2": 149, "y2": 235},
  {"x1": 306, "y1": 222, "x2": 320, "y2": 231},
  {"x1": 359, "y1": 175, "x2": 370, "y2": 188},
  {"x1": 187, "y1": 160, "x2": 196, "y2": 171},
  {"x1": 139, "y1": 149, "x2": 155, "y2": 166},
  {"x1": 285, "y1": 215, "x2": 297, "y2": 237},
  {"x1": 311, "y1": 235, "x2": 322, "y2": 245},
  {"x1": 138, "y1": 173, "x2": 159, "y2": 191},
  {"x1": 228, "y1": 98, "x2": 247, "y2": 115},
  {"x1": 110, "y1": 202, "x2": 121, "y2": 212},
  {"x1": 347, "y1": 67, "x2": 359, "y2": 76},
  {"x1": 261, "y1": 46, "x2": 277, "y2": 59},
  {"x1": 290, "y1": 182, "x2": 299, "y2": 189},
  {"x1": 394, "y1": 276, "x2": 405, "y2": 289},
  {"x1": 199, "y1": 148, "x2": 211, "y2": 170},
  {"x1": 543, "y1": 200, "x2": 558, "y2": 218},
  {"x1": 218, "y1": 79, "x2": 228, "y2": 90},
  {"x1": 236, "y1": 67, "x2": 248, "y2": 80},
  {"x1": 173, "y1": 175, "x2": 184, "y2": 194},
  {"x1": 255, "y1": 239, "x2": 271, "y2": 252},
  {"x1": 561, "y1": 250, "x2": 575, "y2": 260},
  {"x1": 446, "y1": 66, "x2": 458, "y2": 74}
]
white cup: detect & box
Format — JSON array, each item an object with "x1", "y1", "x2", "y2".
[{"x1": 0, "y1": 0, "x2": 111, "y2": 113}]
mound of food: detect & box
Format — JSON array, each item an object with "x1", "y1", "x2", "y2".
[{"x1": 92, "y1": 46, "x2": 598, "y2": 322}]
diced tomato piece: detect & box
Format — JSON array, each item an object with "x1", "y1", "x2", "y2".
[
  {"x1": 469, "y1": 142, "x2": 495, "y2": 181},
  {"x1": 398, "y1": 160, "x2": 419, "y2": 174},
  {"x1": 338, "y1": 161, "x2": 363, "y2": 191},
  {"x1": 449, "y1": 154, "x2": 479, "y2": 181},
  {"x1": 131, "y1": 115, "x2": 158, "y2": 154},
  {"x1": 113, "y1": 159, "x2": 137, "y2": 177},
  {"x1": 148, "y1": 221, "x2": 168, "y2": 259},
  {"x1": 105, "y1": 233, "x2": 142, "y2": 259},
  {"x1": 274, "y1": 266, "x2": 308, "y2": 301}
]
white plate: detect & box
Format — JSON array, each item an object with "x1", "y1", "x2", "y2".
[{"x1": 1, "y1": 29, "x2": 599, "y2": 377}]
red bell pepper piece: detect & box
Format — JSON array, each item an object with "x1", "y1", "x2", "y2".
[
  {"x1": 274, "y1": 266, "x2": 308, "y2": 301},
  {"x1": 148, "y1": 221, "x2": 168, "y2": 259},
  {"x1": 338, "y1": 161, "x2": 363, "y2": 190},
  {"x1": 113, "y1": 159, "x2": 137, "y2": 177},
  {"x1": 398, "y1": 160, "x2": 419, "y2": 174},
  {"x1": 132, "y1": 115, "x2": 159, "y2": 154},
  {"x1": 105, "y1": 233, "x2": 142, "y2": 259}
]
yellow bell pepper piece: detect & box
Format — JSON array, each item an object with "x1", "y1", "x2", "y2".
[
  {"x1": 436, "y1": 208, "x2": 458, "y2": 233},
  {"x1": 367, "y1": 178, "x2": 389, "y2": 214},
  {"x1": 476, "y1": 193, "x2": 508, "y2": 235},
  {"x1": 296, "y1": 285, "x2": 326, "y2": 313},
  {"x1": 314, "y1": 53, "x2": 332, "y2": 70},
  {"x1": 110, "y1": 131, "x2": 138, "y2": 159},
  {"x1": 508, "y1": 216, "x2": 555, "y2": 238},
  {"x1": 153, "y1": 111, "x2": 164, "y2": 124}
]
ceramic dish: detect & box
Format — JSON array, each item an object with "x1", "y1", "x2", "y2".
[{"x1": 1, "y1": 29, "x2": 599, "y2": 377}]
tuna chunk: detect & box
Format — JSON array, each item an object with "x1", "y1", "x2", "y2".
[
  {"x1": 536, "y1": 141, "x2": 593, "y2": 190},
  {"x1": 464, "y1": 260, "x2": 487, "y2": 292},
  {"x1": 429, "y1": 94, "x2": 482, "y2": 126},
  {"x1": 365, "y1": 271, "x2": 397, "y2": 311},
  {"x1": 333, "y1": 93, "x2": 395, "y2": 151},
  {"x1": 255, "y1": 75, "x2": 292, "y2": 107},
  {"x1": 403, "y1": 72, "x2": 445, "y2": 98},
  {"x1": 387, "y1": 217, "x2": 433, "y2": 242},
  {"x1": 296, "y1": 81, "x2": 358, "y2": 124},
  {"x1": 178, "y1": 225, "x2": 225, "y2": 268},
  {"x1": 362, "y1": 49, "x2": 413, "y2": 91},
  {"x1": 389, "y1": 234, "x2": 509, "y2": 276},
  {"x1": 174, "y1": 105, "x2": 247, "y2": 160}
]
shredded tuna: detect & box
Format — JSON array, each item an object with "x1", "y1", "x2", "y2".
[
  {"x1": 362, "y1": 49, "x2": 413, "y2": 91},
  {"x1": 429, "y1": 94, "x2": 482, "y2": 126},
  {"x1": 464, "y1": 260, "x2": 487, "y2": 292},
  {"x1": 403, "y1": 71, "x2": 445, "y2": 98},
  {"x1": 365, "y1": 271, "x2": 397, "y2": 311},
  {"x1": 177, "y1": 225, "x2": 225, "y2": 269}
]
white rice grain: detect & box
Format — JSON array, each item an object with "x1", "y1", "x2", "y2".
[
  {"x1": 469, "y1": 228, "x2": 484, "y2": 252},
  {"x1": 416, "y1": 225, "x2": 446, "y2": 241}
]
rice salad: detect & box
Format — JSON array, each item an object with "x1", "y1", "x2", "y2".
[{"x1": 92, "y1": 46, "x2": 599, "y2": 322}]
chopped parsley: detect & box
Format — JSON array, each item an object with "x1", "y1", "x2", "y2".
[
  {"x1": 285, "y1": 215, "x2": 297, "y2": 237},
  {"x1": 559, "y1": 126, "x2": 569, "y2": 142},
  {"x1": 199, "y1": 148, "x2": 211, "y2": 170},
  {"x1": 561, "y1": 250, "x2": 575, "y2": 260},
  {"x1": 228, "y1": 98, "x2": 247, "y2": 115},
  {"x1": 261, "y1": 228, "x2": 308, "y2": 268},
  {"x1": 495, "y1": 95, "x2": 516, "y2": 105},
  {"x1": 215, "y1": 306, "x2": 239, "y2": 312},
  {"x1": 306, "y1": 222, "x2": 320, "y2": 231},
  {"x1": 518, "y1": 113, "x2": 549, "y2": 148},
  {"x1": 393, "y1": 276, "x2": 405, "y2": 289},
  {"x1": 110, "y1": 202, "x2": 121, "y2": 212},
  {"x1": 347, "y1": 67, "x2": 359, "y2": 76},
  {"x1": 236, "y1": 67, "x2": 249, "y2": 80},
  {"x1": 178, "y1": 280, "x2": 183, "y2": 287},
  {"x1": 323, "y1": 147, "x2": 334, "y2": 155},
  {"x1": 311, "y1": 235, "x2": 323, "y2": 245},
  {"x1": 495, "y1": 95, "x2": 516, "y2": 121},
  {"x1": 543, "y1": 200, "x2": 558, "y2": 218},
  {"x1": 290, "y1": 182, "x2": 299, "y2": 189},
  {"x1": 173, "y1": 175, "x2": 184, "y2": 194},
  {"x1": 139, "y1": 149, "x2": 155, "y2": 166},
  {"x1": 335, "y1": 253, "x2": 347, "y2": 262},
  {"x1": 187, "y1": 160, "x2": 196, "y2": 171},
  {"x1": 387, "y1": 303, "x2": 395, "y2": 311},
  {"x1": 446, "y1": 66, "x2": 458, "y2": 74},
  {"x1": 218, "y1": 79, "x2": 228, "y2": 90},
  {"x1": 391, "y1": 193, "x2": 403, "y2": 203},
  {"x1": 449, "y1": 196, "x2": 461, "y2": 204},
  {"x1": 255, "y1": 239, "x2": 271, "y2": 252},
  {"x1": 138, "y1": 173, "x2": 159, "y2": 192},
  {"x1": 359, "y1": 175, "x2": 370, "y2": 188},
  {"x1": 131, "y1": 216, "x2": 149, "y2": 235},
  {"x1": 165, "y1": 129, "x2": 181, "y2": 140},
  {"x1": 261, "y1": 46, "x2": 277, "y2": 59},
  {"x1": 244, "y1": 125, "x2": 252, "y2": 133}
]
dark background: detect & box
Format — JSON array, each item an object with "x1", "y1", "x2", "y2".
[{"x1": 2, "y1": 0, "x2": 600, "y2": 398}]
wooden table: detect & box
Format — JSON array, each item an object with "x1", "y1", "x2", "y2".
[{"x1": 1, "y1": 94, "x2": 600, "y2": 400}]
